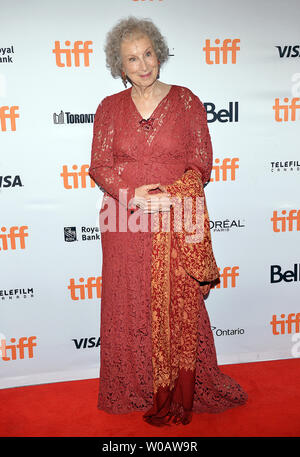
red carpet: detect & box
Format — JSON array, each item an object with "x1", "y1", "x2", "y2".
[{"x1": 0, "y1": 358, "x2": 299, "y2": 437}]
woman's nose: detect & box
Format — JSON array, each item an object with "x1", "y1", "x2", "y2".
[{"x1": 139, "y1": 58, "x2": 147, "y2": 71}]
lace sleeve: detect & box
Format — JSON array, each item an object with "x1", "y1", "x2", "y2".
[
  {"x1": 185, "y1": 93, "x2": 213, "y2": 185},
  {"x1": 88, "y1": 97, "x2": 136, "y2": 209}
]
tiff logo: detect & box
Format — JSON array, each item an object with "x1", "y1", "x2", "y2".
[
  {"x1": 61, "y1": 165, "x2": 95, "y2": 189},
  {"x1": 203, "y1": 39, "x2": 240, "y2": 64},
  {"x1": 211, "y1": 266, "x2": 239, "y2": 288},
  {"x1": 52, "y1": 40, "x2": 93, "y2": 67},
  {"x1": 270, "y1": 313, "x2": 300, "y2": 335},
  {"x1": 271, "y1": 209, "x2": 300, "y2": 232},
  {"x1": 210, "y1": 158, "x2": 239, "y2": 181},
  {"x1": 68, "y1": 277, "x2": 102, "y2": 300},
  {"x1": 273, "y1": 97, "x2": 300, "y2": 121},
  {"x1": 0, "y1": 106, "x2": 19, "y2": 131},
  {"x1": 0, "y1": 226, "x2": 28, "y2": 250},
  {"x1": 0, "y1": 336, "x2": 37, "y2": 361}
]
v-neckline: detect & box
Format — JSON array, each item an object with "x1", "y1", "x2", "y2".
[{"x1": 129, "y1": 84, "x2": 174, "y2": 121}]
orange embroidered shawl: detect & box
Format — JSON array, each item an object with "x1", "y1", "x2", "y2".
[{"x1": 149, "y1": 169, "x2": 220, "y2": 398}]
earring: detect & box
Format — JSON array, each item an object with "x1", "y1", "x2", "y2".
[
  {"x1": 157, "y1": 60, "x2": 160, "y2": 80},
  {"x1": 121, "y1": 71, "x2": 127, "y2": 88}
]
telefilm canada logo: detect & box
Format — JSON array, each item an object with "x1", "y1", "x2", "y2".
[
  {"x1": 270, "y1": 160, "x2": 300, "y2": 173},
  {"x1": 0, "y1": 287, "x2": 34, "y2": 301},
  {"x1": 64, "y1": 226, "x2": 100, "y2": 242}
]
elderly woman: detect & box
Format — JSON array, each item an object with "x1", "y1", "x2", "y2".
[{"x1": 88, "y1": 16, "x2": 247, "y2": 427}]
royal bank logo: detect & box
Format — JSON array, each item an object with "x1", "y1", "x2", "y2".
[
  {"x1": 0, "y1": 287, "x2": 34, "y2": 300},
  {"x1": 64, "y1": 227, "x2": 77, "y2": 242},
  {"x1": 270, "y1": 160, "x2": 300, "y2": 173},
  {"x1": 53, "y1": 110, "x2": 95, "y2": 124},
  {"x1": 0, "y1": 46, "x2": 14, "y2": 63},
  {"x1": 210, "y1": 218, "x2": 245, "y2": 232},
  {"x1": 64, "y1": 226, "x2": 100, "y2": 242}
]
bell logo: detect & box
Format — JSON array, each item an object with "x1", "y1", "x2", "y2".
[
  {"x1": 68, "y1": 276, "x2": 102, "y2": 300},
  {"x1": 270, "y1": 264, "x2": 300, "y2": 284},
  {"x1": 0, "y1": 105, "x2": 19, "y2": 131},
  {"x1": 273, "y1": 97, "x2": 300, "y2": 121},
  {"x1": 271, "y1": 209, "x2": 300, "y2": 232},
  {"x1": 0, "y1": 226, "x2": 28, "y2": 250},
  {"x1": 212, "y1": 266, "x2": 239, "y2": 288},
  {"x1": 270, "y1": 313, "x2": 300, "y2": 335},
  {"x1": 203, "y1": 39, "x2": 240, "y2": 64},
  {"x1": 0, "y1": 336, "x2": 37, "y2": 361},
  {"x1": 61, "y1": 165, "x2": 95, "y2": 189},
  {"x1": 52, "y1": 40, "x2": 93, "y2": 67},
  {"x1": 210, "y1": 158, "x2": 239, "y2": 181}
]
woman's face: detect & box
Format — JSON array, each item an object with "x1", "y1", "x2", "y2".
[{"x1": 120, "y1": 34, "x2": 159, "y2": 88}]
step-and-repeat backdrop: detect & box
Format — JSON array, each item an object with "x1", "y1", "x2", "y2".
[{"x1": 1, "y1": 0, "x2": 300, "y2": 389}]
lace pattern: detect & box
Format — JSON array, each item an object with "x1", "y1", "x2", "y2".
[{"x1": 89, "y1": 85, "x2": 247, "y2": 421}]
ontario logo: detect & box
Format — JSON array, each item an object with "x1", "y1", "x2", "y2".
[{"x1": 211, "y1": 326, "x2": 245, "y2": 336}]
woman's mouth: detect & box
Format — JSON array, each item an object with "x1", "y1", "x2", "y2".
[{"x1": 140, "y1": 72, "x2": 152, "y2": 78}]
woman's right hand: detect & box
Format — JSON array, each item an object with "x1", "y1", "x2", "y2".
[{"x1": 133, "y1": 183, "x2": 172, "y2": 213}]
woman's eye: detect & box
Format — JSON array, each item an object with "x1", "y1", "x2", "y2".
[
  {"x1": 146, "y1": 51, "x2": 151, "y2": 56},
  {"x1": 129, "y1": 57, "x2": 136, "y2": 62}
]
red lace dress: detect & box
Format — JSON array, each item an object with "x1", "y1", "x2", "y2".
[{"x1": 88, "y1": 84, "x2": 247, "y2": 425}]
